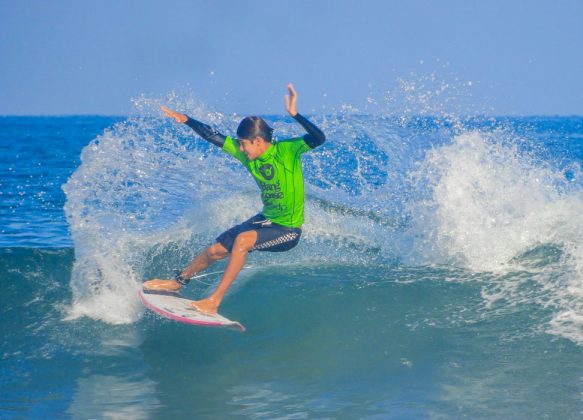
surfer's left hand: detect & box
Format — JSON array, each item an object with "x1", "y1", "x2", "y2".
[{"x1": 285, "y1": 84, "x2": 298, "y2": 117}]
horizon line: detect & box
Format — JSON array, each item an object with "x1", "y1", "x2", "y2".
[{"x1": 1, "y1": 113, "x2": 583, "y2": 119}]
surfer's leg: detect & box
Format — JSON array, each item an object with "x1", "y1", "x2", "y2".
[
  {"x1": 180, "y1": 242, "x2": 229, "y2": 279},
  {"x1": 192, "y1": 230, "x2": 258, "y2": 314},
  {"x1": 143, "y1": 242, "x2": 228, "y2": 291}
]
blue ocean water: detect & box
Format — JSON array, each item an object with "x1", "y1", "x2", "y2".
[{"x1": 1, "y1": 101, "x2": 583, "y2": 418}]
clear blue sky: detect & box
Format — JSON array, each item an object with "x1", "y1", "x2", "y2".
[{"x1": 1, "y1": 0, "x2": 582, "y2": 116}]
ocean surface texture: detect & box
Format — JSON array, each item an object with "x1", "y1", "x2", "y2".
[{"x1": 1, "y1": 103, "x2": 583, "y2": 418}]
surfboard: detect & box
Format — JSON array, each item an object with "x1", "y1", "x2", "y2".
[{"x1": 139, "y1": 288, "x2": 245, "y2": 332}]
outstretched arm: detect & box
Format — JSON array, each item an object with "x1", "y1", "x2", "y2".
[
  {"x1": 161, "y1": 106, "x2": 226, "y2": 148},
  {"x1": 285, "y1": 84, "x2": 326, "y2": 148}
]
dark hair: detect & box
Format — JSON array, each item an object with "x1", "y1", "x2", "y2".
[{"x1": 236, "y1": 116, "x2": 274, "y2": 142}]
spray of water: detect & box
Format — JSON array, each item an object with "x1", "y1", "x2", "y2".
[{"x1": 63, "y1": 78, "x2": 583, "y2": 344}]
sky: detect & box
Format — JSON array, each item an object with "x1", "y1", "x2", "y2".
[{"x1": 1, "y1": 0, "x2": 582, "y2": 116}]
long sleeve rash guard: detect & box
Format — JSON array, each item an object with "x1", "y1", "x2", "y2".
[{"x1": 184, "y1": 113, "x2": 325, "y2": 149}]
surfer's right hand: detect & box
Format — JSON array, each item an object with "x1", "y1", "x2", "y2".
[{"x1": 160, "y1": 106, "x2": 188, "y2": 124}]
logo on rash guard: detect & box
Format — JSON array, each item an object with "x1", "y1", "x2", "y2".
[
  {"x1": 259, "y1": 163, "x2": 275, "y2": 180},
  {"x1": 261, "y1": 180, "x2": 283, "y2": 199}
]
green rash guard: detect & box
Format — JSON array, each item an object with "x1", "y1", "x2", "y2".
[{"x1": 222, "y1": 136, "x2": 311, "y2": 228}]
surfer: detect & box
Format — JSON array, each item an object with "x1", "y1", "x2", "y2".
[{"x1": 144, "y1": 84, "x2": 326, "y2": 314}]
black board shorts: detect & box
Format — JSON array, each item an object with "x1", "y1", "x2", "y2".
[{"x1": 216, "y1": 214, "x2": 302, "y2": 253}]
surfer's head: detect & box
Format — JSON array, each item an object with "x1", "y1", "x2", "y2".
[
  {"x1": 237, "y1": 116, "x2": 274, "y2": 160},
  {"x1": 237, "y1": 116, "x2": 273, "y2": 143}
]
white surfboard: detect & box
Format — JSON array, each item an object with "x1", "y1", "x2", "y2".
[{"x1": 139, "y1": 288, "x2": 245, "y2": 332}]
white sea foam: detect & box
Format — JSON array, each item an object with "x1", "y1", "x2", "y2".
[
  {"x1": 61, "y1": 96, "x2": 396, "y2": 324},
  {"x1": 63, "y1": 93, "x2": 583, "y2": 345},
  {"x1": 406, "y1": 131, "x2": 580, "y2": 268},
  {"x1": 405, "y1": 130, "x2": 583, "y2": 343}
]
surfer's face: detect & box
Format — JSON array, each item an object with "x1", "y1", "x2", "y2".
[{"x1": 239, "y1": 137, "x2": 269, "y2": 160}]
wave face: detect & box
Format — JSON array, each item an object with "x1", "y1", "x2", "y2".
[
  {"x1": 2, "y1": 102, "x2": 583, "y2": 417},
  {"x1": 57, "y1": 100, "x2": 583, "y2": 348},
  {"x1": 3, "y1": 247, "x2": 583, "y2": 419}
]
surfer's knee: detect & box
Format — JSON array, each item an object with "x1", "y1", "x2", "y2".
[
  {"x1": 206, "y1": 242, "x2": 229, "y2": 261},
  {"x1": 232, "y1": 231, "x2": 257, "y2": 253}
]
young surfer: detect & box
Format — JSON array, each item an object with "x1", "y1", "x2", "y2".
[{"x1": 144, "y1": 84, "x2": 326, "y2": 314}]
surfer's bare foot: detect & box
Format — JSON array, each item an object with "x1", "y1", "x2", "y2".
[
  {"x1": 191, "y1": 297, "x2": 219, "y2": 315},
  {"x1": 143, "y1": 279, "x2": 181, "y2": 292}
]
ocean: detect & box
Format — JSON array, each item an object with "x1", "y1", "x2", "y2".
[{"x1": 1, "y1": 100, "x2": 583, "y2": 418}]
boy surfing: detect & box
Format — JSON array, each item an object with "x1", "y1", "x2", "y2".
[{"x1": 144, "y1": 84, "x2": 326, "y2": 314}]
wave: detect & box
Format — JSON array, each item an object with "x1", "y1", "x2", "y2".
[
  {"x1": 60, "y1": 96, "x2": 583, "y2": 344},
  {"x1": 402, "y1": 130, "x2": 583, "y2": 343}
]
